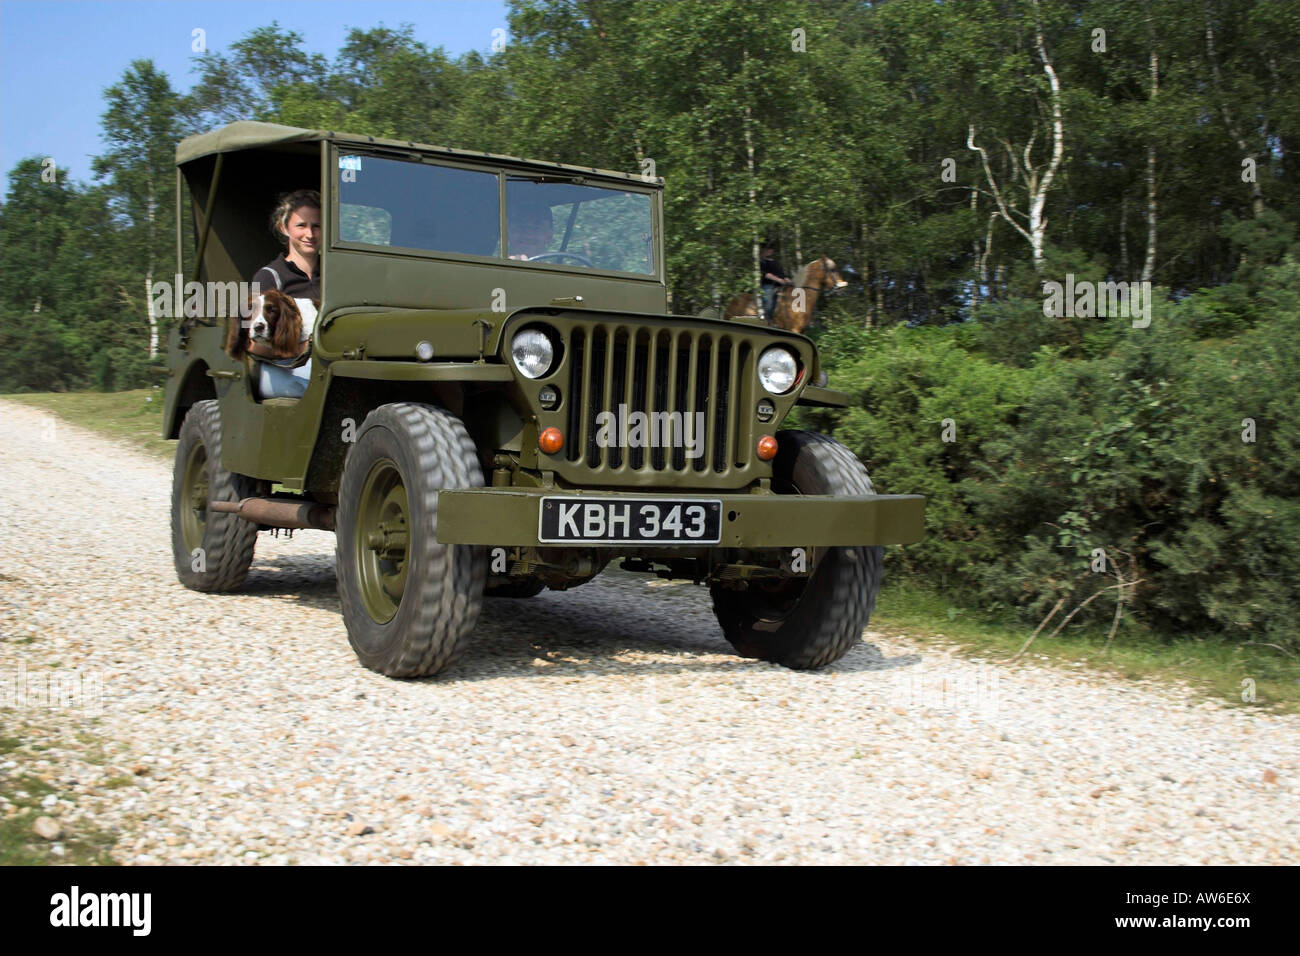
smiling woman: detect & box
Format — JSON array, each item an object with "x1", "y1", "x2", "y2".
[
  {"x1": 250, "y1": 189, "x2": 321, "y2": 398},
  {"x1": 254, "y1": 189, "x2": 322, "y2": 301}
]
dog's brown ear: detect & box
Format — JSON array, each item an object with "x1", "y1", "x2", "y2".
[{"x1": 269, "y1": 291, "x2": 304, "y2": 357}]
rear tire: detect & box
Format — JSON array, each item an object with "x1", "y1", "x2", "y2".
[
  {"x1": 171, "y1": 400, "x2": 261, "y2": 592},
  {"x1": 335, "y1": 403, "x2": 486, "y2": 677},
  {"x1": 710, "y1": 431, "x2": 883, "y2": 669}
]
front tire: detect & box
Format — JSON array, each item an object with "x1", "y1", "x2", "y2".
[
  {"x1": 710, "y1": 431, "x2": 884, "y2": 669},
  {"x1": 171, "y1": 400, "x2": 261, "y2": 592},
  {"x1": 335, "y1": 403, "x2": 486, "y2": 677}
]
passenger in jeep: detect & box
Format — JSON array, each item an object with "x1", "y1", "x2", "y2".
[
  {"x1": 250, "y1": 189, "x2": 321, "y2": 398},
  {"x1": 507, "y1": 201, "x2": 555, "y2": 260}
]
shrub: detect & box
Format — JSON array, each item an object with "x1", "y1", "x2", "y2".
[{"x1": 810, "y1": 257, "x2": 1300, "y2": 651}]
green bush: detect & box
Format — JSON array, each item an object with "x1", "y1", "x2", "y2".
[
  {"x1": 811, "y1": 256, "x2": 1300, "y2": 651},
  {"x1": 92, "y1": 347, "x2": 154, "y2": 392},
  {"x1": 0, "y1": 310, "x2": 92, "y2": 393},
  {"x1": 810, "y1": 323, "x2": 1035, "y2": 594}
]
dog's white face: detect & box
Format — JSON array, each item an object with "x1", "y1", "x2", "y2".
[
  {"x1": 247, "y1": 294, "x2": 314, "y2": 340},
  {"x1": 248, "y1": 294, "x2": 272, "y2": 343}
]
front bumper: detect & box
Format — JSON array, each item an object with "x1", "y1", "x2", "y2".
[{"x1": 436, "y1": 488, "x2": 925, "y2": 547}]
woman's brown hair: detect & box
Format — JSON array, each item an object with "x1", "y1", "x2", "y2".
[{"x1": 270, "y1": 189, "x2": 321, "y2": 246}]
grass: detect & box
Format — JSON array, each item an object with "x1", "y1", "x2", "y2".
[
  {"x1": 872, "y1": 580, "x2": 1300, "y2": 713},
  {"x1": 4, "y1": 387, "x2": 171, "y2": 459},
  {"x1": 8, "y1": 388, "x2": 1299, "y2": 712},
  {"x1": 0, "y1": 724, "x2": 118, "y2": 865}
]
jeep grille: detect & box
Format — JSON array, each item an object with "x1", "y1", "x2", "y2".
[{"x1": 563, "y1": 325, "x2": 755, "y2": 478}]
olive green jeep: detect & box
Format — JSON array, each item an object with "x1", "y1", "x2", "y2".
[{"x1": 164, "y1": 121, "x2": 924, "y2": 678}]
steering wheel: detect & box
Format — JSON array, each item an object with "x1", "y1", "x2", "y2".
[{"x1": 527, "y1": 250, "x2": 594, "y2": 268}]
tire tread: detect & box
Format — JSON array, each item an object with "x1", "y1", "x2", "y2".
[
  {"x1": 171, "y1": 400, "x2": 260, "y2": 592},
  {"x1": 710, "y1": 430, "x2": 884, "y2": 669},
  {"x1": 335, "y1": 403, "x2": 486, "y2": 677}
]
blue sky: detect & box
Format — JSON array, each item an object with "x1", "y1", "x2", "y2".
[{"x1": 0, "y1": 0, "x2": 511, "y2": 191}]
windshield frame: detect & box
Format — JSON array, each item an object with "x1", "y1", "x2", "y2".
[{"x1": 330, "y1": 145, "x2": 663, "y2": 282}]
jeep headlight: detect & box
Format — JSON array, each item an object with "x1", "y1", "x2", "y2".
[
  {"x1": 757, "y1": 346, "x2": 798, "y2": 394},
  {"x1": 512, "y1": 329, "x2": 555, "y2": 380}
]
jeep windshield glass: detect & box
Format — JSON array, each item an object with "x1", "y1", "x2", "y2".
[
  {"x1": 337, "y1": 155, "x2": 501, "y2": 257},
  {"x1": 506, "y1": 177, "x2": 654, "y2": 275},
  {"x1": 336, "y1": 155, "x2": 655, "y2": 276}
]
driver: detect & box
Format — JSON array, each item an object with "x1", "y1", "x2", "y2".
[{"x1": 507, "y1": 202, "x2": 555, "y2": 260}]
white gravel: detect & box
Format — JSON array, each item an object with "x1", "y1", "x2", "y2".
[{"x1": 1, "y1": 399, "x2": 1297, "y2": 864}]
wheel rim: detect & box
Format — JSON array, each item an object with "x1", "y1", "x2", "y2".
[
  {"x1": 748, "y1": 577, "x2": 810, "y2": 627},
  {"x1": 355, "y1": 457, "x2": 410, "y2": 624},
  {"x1": 180, "y1": 440, "x2": 209, "y2": 553}
]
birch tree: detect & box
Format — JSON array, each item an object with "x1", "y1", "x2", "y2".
[
  {"x1": 93, "y1": 60, "x2": 180, "y2": 359},
  {"x1": 966, "y1": 0, "x2": 1066, "y2": 271}
]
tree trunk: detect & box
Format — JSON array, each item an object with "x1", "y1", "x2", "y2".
[
  {"x1": 965, "y1": 1, "x2": 1065, "y2": 274},
  {"x1": 711, "y1": 253, "x2": 721, "y2": 315},
  {"x1": 969, "y1": 183, "x2": 980, "y2": 314},
  {"x1": 1142, "y1": 39, "x2": 1158, "y2": 283},
  {"x1": 1027, "y1": 2, "x2": 1065, "y2": 270},
  {"x1": 861, "y1": 224, "x2": 875, "y2": 329},
  {"x1": 873, "y1": 248, "x2": 884, "y2": 324},
  {"x1": 1204, "y1": 0, "x2": 1265, "y2": 218},
  {"x1": 742, "y1": 94, "x2": 762, "y2": 322},
  {"x1": 145, "y1": 163, "x2": 158, "y2": 358},
  {"x1": 1120, "y1": 194, "x2": 1130, "y2": 279}
]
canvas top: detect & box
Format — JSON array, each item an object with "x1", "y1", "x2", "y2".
[{"x1": 175, "y1": 121, "x2": 661, "y2": 185}]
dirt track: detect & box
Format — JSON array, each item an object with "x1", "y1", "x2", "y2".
[{"x1": 1, "y1": 399, "x2": 1296, "y2": 864}]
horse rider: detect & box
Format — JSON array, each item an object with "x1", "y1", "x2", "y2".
[{"x1": 760, "y1": 242, "x2": 792, "y2": 320}]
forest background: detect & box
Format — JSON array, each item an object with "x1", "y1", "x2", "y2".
[{"x1": 3, "y1": 0, "x2": 1297, "y2": 652}]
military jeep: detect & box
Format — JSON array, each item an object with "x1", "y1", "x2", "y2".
[{"x1": 164, "y1": 121, "x2": 924, "y2": 678}]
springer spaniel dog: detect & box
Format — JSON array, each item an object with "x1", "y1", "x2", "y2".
[{"x1": 225, "y1": 289, "x2": 310, "y2": 360}]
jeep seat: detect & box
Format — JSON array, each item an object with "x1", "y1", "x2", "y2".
[{"x1": 241, "y1": 352, "x2": 302, "y2": 404}]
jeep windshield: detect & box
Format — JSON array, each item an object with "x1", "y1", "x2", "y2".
[{"x1": 337, "y1": 153, "x2": 655, "y2": 276}]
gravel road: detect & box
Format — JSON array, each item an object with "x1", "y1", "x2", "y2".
[{"x1": 1, "y1": 399, "x2": 1296, "y2": 864}]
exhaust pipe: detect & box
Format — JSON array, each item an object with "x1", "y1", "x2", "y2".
[{"x1": 208, "y1": 497, "x2": 336, "y2": 531}]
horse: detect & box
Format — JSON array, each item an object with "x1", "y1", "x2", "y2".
[{"x1": 723, "y1": 256, "x2": 848, "y2": 333}]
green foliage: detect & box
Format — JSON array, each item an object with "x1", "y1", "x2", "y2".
[
  {"x1": 805, "y1": 255, "x2": 1300, "y2": 651},
  {"x1": 92, "y1": 347, "x2": 155, "y2": 392},
  {"x1": 813, "y1": 324, "x2": 1036, "y2": 592},
  {"x1": 2, "y1": 0, "x2": 1299, "y2": 656},
  {"x1": 883, "y1": 259, "x2": 1298, "y2": 647}
]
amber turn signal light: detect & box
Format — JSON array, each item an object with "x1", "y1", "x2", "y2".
[
  {"x1": 538, "y1": 427, "x2": 564, "y2": 455},
  {"x1": 756, "y1": 435, "x2": 778, "y2": 461}
]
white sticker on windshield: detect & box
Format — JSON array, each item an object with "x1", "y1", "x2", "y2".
[{"x1": 339, "y1": 155, "x2": 362, "y2": 171}]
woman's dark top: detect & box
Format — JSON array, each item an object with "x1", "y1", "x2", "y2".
[{"x1": 252, "y1": 252, "x2": 320, "y2": 301}]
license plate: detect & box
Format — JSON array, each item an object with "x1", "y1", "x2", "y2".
[{"x1": 538, "y1": 497, "x2": 723, "y2": 545}]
